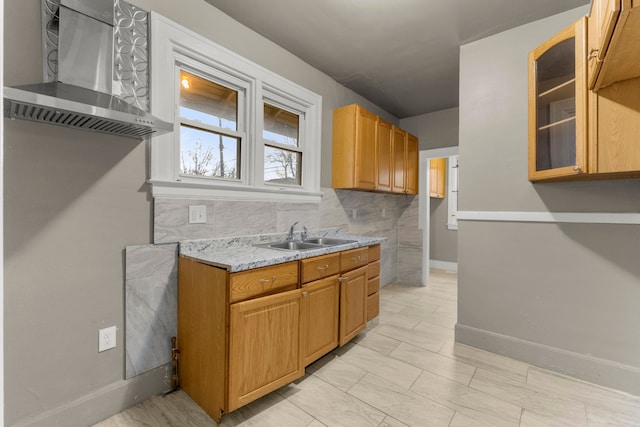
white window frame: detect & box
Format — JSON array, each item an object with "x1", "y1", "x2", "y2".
[
  {"x1": 447, "y1": 154, "x2": 459, "y2": 230},
  {"x1": 148, "y1": 12, "x2": 322, "y2": 202}
]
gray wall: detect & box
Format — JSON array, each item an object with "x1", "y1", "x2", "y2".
[
  {"x1": 401, "y1": 108, "x2": 459, "y2": 265},
  {"x1": 3, "y1": 1, "x2": 412, "y2": 425},
  {"x1": 457, "y1": 6, "x2": 640, "y2": 394}
]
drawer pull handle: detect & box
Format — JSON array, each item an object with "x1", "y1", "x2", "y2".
[
  {"x1": 316, "y1": 264, "x2": 330, "y2": 272},
  {"x1": 302, "y1": 291, "x2": 309, "y2": 297},
  {"x1": 352, "y1": 256, "x2": 361, "y2": 262},
  {"x1": 338, "y1": 277, "x2": 349, "y2": 282},
  {"x1": 259, "y1": 276, "x2": 277, "y2": 285}
]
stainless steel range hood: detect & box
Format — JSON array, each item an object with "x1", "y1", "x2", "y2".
[{"x1": 3, "y1": 0, "x2": 172, "y2": 139}]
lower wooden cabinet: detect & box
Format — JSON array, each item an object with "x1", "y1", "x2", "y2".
[
  {"x1": 338, "y1": 265, "x2": 368, "y2": 346},
  {"x1": 228, "y1": 289, "x2": 304, "y2": 411},
  {"x1": 178, "y1": 244, "x2": 381, "y2": 421},
  {"x1": 301, "y1": 275, "x2": 339, "y2": 366}
]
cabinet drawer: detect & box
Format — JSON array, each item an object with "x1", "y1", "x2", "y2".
[
  {"x1": 367, "y1": 292, "x2": 380, "y2": 321},
  {"x1": 367, "y1": 260, "x2": 380, "y2": 279},
  {"x1": 300, "y1": 253, "x2": 340, "y2": 284},
  {"x1": 368, "y1": 244, "x2": 380, "y2": 262},
  {"x1": 230, "y1": 262, "x2": 299, "y2": 303},
  {"x1": 367, "y1": 276, "x2": 380, "y2": 296},
  {"x1": 340, "y1": 247, "x2": 369, "y2": 272}
]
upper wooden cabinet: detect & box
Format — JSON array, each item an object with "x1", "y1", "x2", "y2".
[
  {"x1": 528, "y1": 14, "x2": 640, "y2": 182},
  {"x1": 528, "y1": 18, "x2": 587, "y2": 181},
  {"x1": 429, "y1": 157, "x2": 446, "y2": 198},
  {"x1": 588, "y1": 0, "x2": 640, "y2": 90},
  {"x1": 333, "y1": 104, "x2": 419, "y2": 194}
]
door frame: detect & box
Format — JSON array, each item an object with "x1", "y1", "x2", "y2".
[{"x1": 419, "y1": 146, "x2": 458, "y2": 286}]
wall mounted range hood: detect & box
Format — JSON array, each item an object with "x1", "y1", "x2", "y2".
[{"x1": 3, "y1": 0, "x2": 172, "y2": 139}]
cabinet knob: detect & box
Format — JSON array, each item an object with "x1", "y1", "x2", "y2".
[
  {"x1": 573, "y1": 165, "x2": 582, "y2": 172},
  {"x1": 302, "y1": 291, "x2": 309, "y2": 297}
]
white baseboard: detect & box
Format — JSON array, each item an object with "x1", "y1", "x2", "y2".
[
  {"x1": 429, "y1": 260, "x2": 458, "y2": 272},
  {"x1": 455, "y1": 323, "x2": 640, "y2": 396},
  {"x1": 12, "y1": 365, "x2": 171, "y2": 427}
]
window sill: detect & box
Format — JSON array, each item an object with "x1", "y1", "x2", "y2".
[{"x1": 149, "y1": 179, "x2": 322, "y2": 203}]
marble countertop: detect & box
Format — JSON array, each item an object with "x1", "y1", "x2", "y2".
[{"x1": 180, "y1": 229, "x2": 386, "y2": 272}]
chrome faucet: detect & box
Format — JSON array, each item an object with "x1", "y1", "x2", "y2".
[
  {"x1": 301, "y1": 226, "x2": 308, "y2": 241},
  {"x1": 287, "y1": 221, "x2": 299, "y2": 241}
]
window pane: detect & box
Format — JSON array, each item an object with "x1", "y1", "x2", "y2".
[
  {"x1": 180, "y1": 70, "x2": 237, "y2": 130},
  {"x1": 264, "y1": 103, "x2": 299, "y2": 147},
  {"x1": 264, "y1": 146, "x2": 301, "y2": 185},
  {"x1": 180, "y1": 126, "x2": 240, "y2": 179}
]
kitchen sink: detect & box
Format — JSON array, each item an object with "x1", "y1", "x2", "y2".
[
  {"x1": 256, "y1": 241, "x2": 323, "y2": 251},
  {"x1": 255, "y1": 237, "x2": 358, "y2": 251},
  {"x1": 302, "y1": 237, "x2": 357, "y2": 246}
]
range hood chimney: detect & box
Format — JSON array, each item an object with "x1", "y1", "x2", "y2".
[{"x1": 3, "y1": 0, "x2": 172, "y2": 139}]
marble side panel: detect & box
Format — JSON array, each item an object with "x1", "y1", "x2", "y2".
[
  {"x1": 397, "y1": 243, "x2": 422, "y2": 285},
  {"x1": 125, "y1": 243, "x2": 178, "y2": 379}
]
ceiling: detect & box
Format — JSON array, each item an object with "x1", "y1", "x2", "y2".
[{"x1": 204, "y1": 0, "x2": 590, "y2": 119}]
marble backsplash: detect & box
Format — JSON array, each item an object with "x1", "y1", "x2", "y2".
[{"x1": 125, "y1": 187, "x2": 421, "y2": 378}]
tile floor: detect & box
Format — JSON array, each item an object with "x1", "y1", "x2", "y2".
[{"x1": 94, "y1": 270, "x2": 640, "y2": 426}]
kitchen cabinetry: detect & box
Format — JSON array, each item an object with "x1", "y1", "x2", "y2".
[
  {"x1": 300, "y1": 253, "x2": 340, "y2": 366},
  {"x1": 429, "y1": 157, "x2": 446, "y2": 198},
  {"x1": 528, "y1": 15, "x2": 640, "y2": 182},
  {"x1": 178, "y1": 243, "x2": 380, "y2": 421},
  {"x1": 332, "y1": 104, "x2": 419, "y2": 194},
  {"x1": 528, "y1": 17, "x2": 587, "y2": 181},
  {"x1": 178, "y1": 259, "x2": 302, "y2": 421},
  {"x1": 367, "y1": 244, "x2": 381, "y2": 321},
  {"x1": 588, "y1": 0, "x2": 640, "y2": 90}
]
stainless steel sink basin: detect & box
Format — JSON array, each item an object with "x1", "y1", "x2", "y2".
[
  {"x1": 302, "y1": 238, "x2": 357, "y2": 246},
  {"x1": 255, "y1": 237, "x2": 358, "y2": 251},
  {"x1": 256, "y1": 241, "x2": 322, "y2": 251}
]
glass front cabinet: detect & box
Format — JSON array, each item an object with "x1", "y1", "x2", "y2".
[{"x1": 528, "y1": 17, "x2": 587, "y2": 181}]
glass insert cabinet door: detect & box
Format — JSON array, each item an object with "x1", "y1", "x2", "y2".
[{"x1": 528, "y1": 17, "x2": 587, "y2": 182}]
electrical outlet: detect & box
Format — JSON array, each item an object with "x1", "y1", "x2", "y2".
[
  {"x1": 99, "y1": 326, "x2": 116, "y2": 352},
  {"x1": 188, "y1": 205, "x2": 207, "y2": 224}
]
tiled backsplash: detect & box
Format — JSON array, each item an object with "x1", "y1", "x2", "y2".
[{"x1": 125, "y1": 187, "x2": 422, "y2": 378}]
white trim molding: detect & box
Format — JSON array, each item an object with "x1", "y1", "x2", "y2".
[{"x1": 456, "y1": 210, "x2": 640, "y2": 225}]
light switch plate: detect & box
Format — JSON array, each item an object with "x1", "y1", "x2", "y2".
[{"x1": 188, "y1": 205, "x2": 207, "y2": 224}]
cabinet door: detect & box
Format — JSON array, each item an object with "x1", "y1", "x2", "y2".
[
  {"x1": 429, "y1": 157, "x2": 446, "y2": 198},
  {"x1": 355, "y1": 107, "x2": 377, "y2": 189},
  {"x1": 391, "y1": 126, "x2": 407, "y2": 193},
  {"x1": 528, "y1": 17, "x2": 587, "y2": 182},
  {"x1": 587, "y1": 0, "x2": 622, "y2": 89},
  {"x1": 228, "y1": 289, "x2": 304, "y2": 411},
  {"x1": 338, "y1": 266, "x2": 368, "y2": 346},
  {"x1": 301, "y1": 276, "x2": 340, "y2": 366},
  {"x1": 376, "y1": 118, "x2": 393, "y2": 192},
  {"x1": 406, "y1": 133, "x2": 419, "y2": 194}
]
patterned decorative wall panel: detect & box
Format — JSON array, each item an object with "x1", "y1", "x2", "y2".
[
  {"x1": 40, "y1": 0, "x2": 150, "y2": 111},
  {"x1": 114, "y1": 0, "x2": 150, "y2": 111}
]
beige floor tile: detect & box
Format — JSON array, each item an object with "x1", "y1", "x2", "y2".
[
  {"x1": 389, "y1": 342, "x2": 476, "y2": 385},
  {"x1": 149, "y1": 392, "x2": 216, "y2": 426},
  {"x1": 279, "y1": 375, "x2": 385, "y2": 427},
  {"x1": 438, "y1": 341, "x2": 529, "y2": 383},
  {"x1": 469, "y1": 368, "x2": 587, "y2": 425},
  {"x1": 219, "y1": 391, "x2": 314, "y2": 427},
  {"x1": 373, "y1": 323, "x2": 446, "y2": 353},
  {"x1": 353, "y1": 330, "x2": 402, "y2": 355},
  {"x1": 378, "y1": 415, "x2": 409, "y2": 426},
  {"x1": 399, "y1": 306, "x2": 457, "y2": 328},
  {"x1": 520, "y1": 409, "x2": 587, "y2": 427},
  {"x1": 310, "y1": 355, "x2": 368, "y2": 392},
  {"x1": 410, "y1": 370, "x2": 522, "y2": 427},
  {"x1": 448, "y1": 411, "x2": 498, "y2": 427},
  {"x1": 337, "y1": 343, "x2": 422, "y2": 389},
  {"x1": 306, "y1": 421, "x2": 327, "y2": 427},
  {"x1": 377, "y1": 309, "x2": 423, "y2": 330},
  {"x1": 348, "y1": 373, "x2": 454, "y2": 427},
  {"x1": 412, "y1": 319, "x2": 455, "y2": 341},
  {"x1": 526, "y1": 367, "x2": 640, "y2": 425}
]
